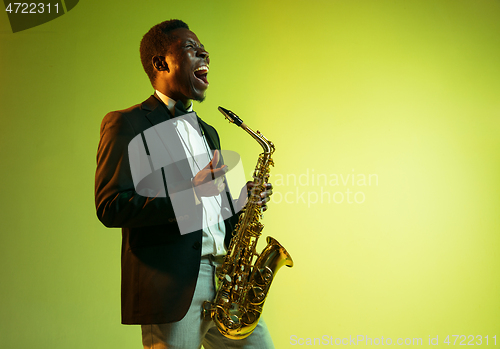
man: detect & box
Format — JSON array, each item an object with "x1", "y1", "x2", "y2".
[{"x1": 95, "y1": 19, "x2": 274, "y2": 348}]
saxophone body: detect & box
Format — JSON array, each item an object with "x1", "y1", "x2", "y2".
[{"x1": 203, "y1": 107, "x2": 294, "y2": 340}]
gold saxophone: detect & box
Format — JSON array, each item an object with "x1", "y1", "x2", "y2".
[{"x1": 203, "y1": 107, "x2": 294, "y2": 340}]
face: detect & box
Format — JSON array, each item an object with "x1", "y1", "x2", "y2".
[{"x1": 158, "y1": 28, "x2": 210, "y2": 104}]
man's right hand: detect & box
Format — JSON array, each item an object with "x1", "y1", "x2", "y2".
[{"x1": 192, "y1": 150, "x2": 227, "y2": 198}]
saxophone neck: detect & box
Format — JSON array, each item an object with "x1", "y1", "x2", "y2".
[
  {"x1": 243, "y1": 126, "x2": 274, "y2": 155},
  {"x1": 218, "y1": 106, "x2": 274, "y2": 155}
]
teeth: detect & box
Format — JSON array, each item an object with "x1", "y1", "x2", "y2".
[{"x1": 194, "y1": 66, "x2": 209, "y2": 73}]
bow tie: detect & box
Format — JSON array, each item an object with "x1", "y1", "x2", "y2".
[
  {"x1": 174, "y1": 100, "x2": 189, "y2": 116},
  {"x1": 173, "y1": 100, "x2": 203, "y2": 136}
]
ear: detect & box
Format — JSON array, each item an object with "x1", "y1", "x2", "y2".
[{"x1": 152, "y1": 56, "x2": 169, "y2": 72}]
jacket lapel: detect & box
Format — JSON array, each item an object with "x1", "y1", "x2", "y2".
[
  {"x1": 142, "y1": 94, "x2": 173, "y2": 125},
  {"x1": 198, "y1": 117, "x2": 219, "y2": 151},
  {"x1": 140, "y1": 95, "x2": 193, "y2": 181}
]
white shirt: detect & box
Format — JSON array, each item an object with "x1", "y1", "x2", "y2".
[{"x1": 155, "y1": 90, "x2": 227, "y2": 256}]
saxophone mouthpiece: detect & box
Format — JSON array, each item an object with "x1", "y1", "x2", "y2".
[{"x1": 218, "y1": 106, "x2": 244, "y2": 127}]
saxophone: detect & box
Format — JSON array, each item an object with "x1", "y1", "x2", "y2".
[{"x1": 203, "y1": 107, "x2": 294, "y2": 340}]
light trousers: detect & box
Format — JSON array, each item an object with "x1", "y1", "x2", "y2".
[{"x1": 141, "y1": 257, "x2": 275, "y2": 349}]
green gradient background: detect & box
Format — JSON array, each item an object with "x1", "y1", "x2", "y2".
[{"x1": 1, "y1": 0, "x2": 499, "y2": 347}]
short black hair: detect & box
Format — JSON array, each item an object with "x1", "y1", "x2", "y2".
[{"x1": 140, "y1": 19, "x2": 190, "y2": 86}]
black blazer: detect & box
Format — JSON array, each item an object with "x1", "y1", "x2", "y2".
[{"x1": 95, "y1": 95, "x2": 238, "y2": 324}]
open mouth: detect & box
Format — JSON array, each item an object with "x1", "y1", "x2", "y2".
[{"x1": 194, "y1": 65, "x2": 209, "y2": 85}]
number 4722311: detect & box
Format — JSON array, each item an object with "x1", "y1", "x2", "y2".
[
  {"x1": 443, "y1": 335, "x2": 497, "y2": 345},
  {"x1": 5, "y1": 3, "x2": 60, "y2": 14}
]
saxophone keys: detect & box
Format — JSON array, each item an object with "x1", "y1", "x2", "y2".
[
  {"x1": 228, "y1": 313, "x2": 241, "y2": 329},
  {"x1": 241, "y1": 310, "x2": 258, "y2": 325},
  {"x1": 254, "y1": 267, "x2": 273, "y2": 286},
  {"x1": 202, "y1": 301, "x2": 211, "y2": 316},
  {"x1": 248, "y1": 286, "x2": 266, "y2": 305}
]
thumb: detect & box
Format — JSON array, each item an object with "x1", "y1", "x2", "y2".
[
  {"x1": 202, "y1": 150, "x2": 219, "y2": 171},
  {"x1": 209, "y1": 150, "x2": 228, "y2": 180},
  {"x1": 210, "y1": 149, "x2": 220, "y2": 168}
]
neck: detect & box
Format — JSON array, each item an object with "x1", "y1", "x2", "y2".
[
  {"x1": 155, "y1": 90, "x2": 194, "y2": 116},
  {"x1": 154, "y1": 79, "x2": 192, "y2": 106},
  {"x1": 179, "y1": 98, "x2": 192, "y2": 108}
]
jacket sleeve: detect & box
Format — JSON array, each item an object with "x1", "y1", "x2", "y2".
[{"x1": 95, "y1": 111, "x2": 188, "y2": 228}]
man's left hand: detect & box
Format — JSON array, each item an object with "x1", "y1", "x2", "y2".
[{"x1": 247, "y1": 181, "x2": 273, "y2": 212}]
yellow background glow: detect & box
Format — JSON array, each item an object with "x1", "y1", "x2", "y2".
[{"x1": 0, "y1": 0, "x2": 499, "y2": 347}]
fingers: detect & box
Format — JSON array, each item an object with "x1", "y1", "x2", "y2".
[
  {"x1": 214, "y1": 177, "x2": 226, "y2": 192},
  {"x1": 257, "y1": 192, "x2": 271, "y2": 206},
  {"x1": 211, "y1": 149, "x2": 220, "y2": 166},
  {"x1": 248, "y1": 182, "x2": 273, "y2": 211},
  {"x1": 205, "y1": 149, "x2": 219, "y2": 172},
  {"x1": 207, "y1": 150, "x2": 228, "y2": 179},
  {"x1": 207, "y1": 150, "x2": 219, "y2": 180},
  {"x1": 212, "y1": 164, "x2": 228, "y2": 179},
  {"x1": 193, "y1": 174, "x2": 226, "y2": 198},
  {"x1": 192, "y1": 150, "x2": 228, "y2": 197}
]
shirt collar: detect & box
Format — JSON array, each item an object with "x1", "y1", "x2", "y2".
[{"x1": 155, "y1": 90, "x2": 193, "y2": 116}]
